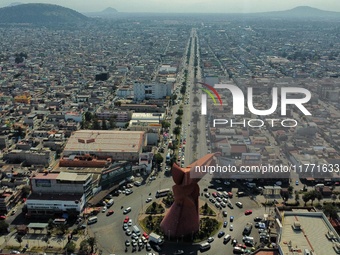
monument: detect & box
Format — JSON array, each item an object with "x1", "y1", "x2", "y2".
[{"x1": 160, "y1": 153, "x2": 218, "y2": 237}]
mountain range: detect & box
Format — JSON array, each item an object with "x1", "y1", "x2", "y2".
[{"x1": 0, "y1": 4, "x2": 339, "y2": 25}]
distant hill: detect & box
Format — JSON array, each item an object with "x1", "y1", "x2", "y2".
[
  {"x1": 7, "y1": 2, "x2": 23, "y2": 7},
  {"x1": 258, "y1": 6, "x2": 340, "y2": 19},
  {"x1": 0, "y1": 3, "x2": 90, "y2": 25},
  {"x1": 84, "y1": 7, "x2": 119, "y2": 18}
]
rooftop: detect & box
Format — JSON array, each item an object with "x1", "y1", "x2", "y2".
[
  {"x1": 63, "y1": 130, "x2": 145, "y2": 154},
  {"x1": 280, "y1": 212, "x2": 340, "y2": 255}
]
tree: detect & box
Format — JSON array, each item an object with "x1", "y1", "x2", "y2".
[
  {"x1": 92, "y1": 117, "x2": 100, "y2": 130},
  {"x1": 323, "y1": 203, "x2": 338, "y2": 220},
  {"x1": 161, "y1": 121, "x2": 170, "y2": 129},
  {"x1": 331, "y1": 194, "x2": 337, "y2": 204},
  {"x1": 21, "y1": 185, "x2": 31, "y2": 198},
  {"x1": 173, "y1": 127, "x2": 181, "y2": 137},
  {"x1": 153, "y1": 153, "x2": 164, "y2": 165},
  {"x1": 79, "y1": 239, "x2": 90, "y2": 254},
  {"x1": 87, "y1": 237, "x2": 96, "y2": 253},
  {"x1": 101, "y1": 120, "x2": 108, "y2": 130},
  {"x1": 109, "y1": 117, "x2": 116, "y2": 129},
  {"x1": 84, "y1": 111, "x2": 93, "y2": 122},
  {"x1": 287, "y1": 186, "x2": 293, "y2": 194},
  {"x1": 175, "y1": 117, "x2": 182, "y2": 126},
  {"x1": 309, "y1": 190, "x2": 319, "y2": 205},
  {"x1": 302, "y1": 193, "x2": 310, "y2": 206},
  {"x1": 176, "y1": 109, "x2": 183, "y2": 116},
  {"x1": 65, "y1": 241, "x2": 76, "y2": 253},
  {"x1": 0, "y1": 221, "x2": 8, "y2": 233},
  {"x1": 295, "y1": 193, "x2": 300, "y2": 204}
]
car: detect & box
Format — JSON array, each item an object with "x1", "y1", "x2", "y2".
[
  {"x1": 204, "y1": 193, "x2": 210, "y2": 198},
  {"x1": 125, "y1": 240, "x2": 130, "y2": 246},
  {"x1": 232, "y1": 239, "x2": 237, "y2": 246},
  {"x1": 228, "y1": 203, "x2": 234, "y2": 209},
  {"x1": 255, "y1": 222, "x2": 259, "y2": 228},
  {"x1": 10, "y1": 209, "x2": 17, "y2": 215},
  {"x1": 125, "y1": 229, "x2": 132, "y2": 236},
  {"x1": 123, "y1": 223, "x2": 128, "y2": 230},
  {"x1": 223, "y1": 221, "x2": 228, "y2": 228},
  {"x1": 230, "y1": 216, "x2": 234, "y2": 222},
  {"x1": 102, "y1": 206, "x2": 107, "y2": 213},
  {"x1": 295, "y1": 180, "x2": 299, "y2": 185},
  {"x1": 224, "y1": 181, "x2": 230, "y2": 185},
  {"x1": 228, "y1": 192, "x2": 233, "y2": 198},
  {"x1": 124, "y1": 216, "x2": 129, "y2": 223},
  {"x1": 149, "y1": 176, "x2": 156, "y2": 181},
  {"x1": 207, "y1": 237, "x2": 214, "y2": 243},
  {"x1": 128, "y1": 219, "x2": 133, "y2": 226},
  {"x1": 138, "y1": 239, "x2": 143, "y2": 246},
  {"x1": 237, "y1": 243, "x2": 247, "y2": 249},
  {"x1": 230, "y1": 224, "x2": 234, "y2": 231},
  {"x1": 216, "y1": 187, "x2": 223, "y2": 191},
  {"x1": 236, "y1": 202, "x2": 243, "y2": 208},
  {"x1": 245, "y1": 210, "x2": 253, "y2": 215},
  {"x1": 152, "y1": 244, "x2": 161, "y2": 252},
  {"x1": 143, "y1": 232, "x2": 149, "y2": 239},
  {"x1": 254, "y1": 217, "x2": 262, "y2": 222},
  {"x1": 218, "y1": 231, "x2": 225, "y2": 238},
  {"x1": 173, "y1": 250, "x2": 185, "y2": 255},
  {"x1": 131, "y1": 240, "x2": 137, "y2": 247},
  {"x1": 10, "y1": 251, "x2": 20, "y2": 254},
  {"x1": 223, "y1": 211, "x2": 228, "y2": 217},
  {"x1": 146, "y1": 243, "x2": 152, "y2": 251},
  {"x1": 142, "y1": 236, "x2": 148, "y2": 243},
  {"x1": 106, "y1": 210, "x2": 114, "y2": 216},
  {"x1": 131, "y1": 233, "x2": 138, "y2": 240},
  {"x1": 125, "y1": 189, "x2": 133, "y2": 195}
]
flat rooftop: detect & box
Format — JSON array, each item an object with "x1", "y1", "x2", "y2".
[
  {"x1": 280, "y1": 212, "x2": 340, "y2": 255},
  {"x1": 63, "y1": 130, "x2": 145, "y2": 154}
]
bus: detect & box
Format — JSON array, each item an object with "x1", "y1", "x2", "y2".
[{"x1": 155, "y1": 188, "x2": 171, "y2": 198}]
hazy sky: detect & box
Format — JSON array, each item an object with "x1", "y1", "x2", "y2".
[{"x1": 1, "y1": 0, "x2": 340, "y2": 13}]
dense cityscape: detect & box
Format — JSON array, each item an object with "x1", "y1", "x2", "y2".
[{"x1": 0, "y1": 2, "x2": 340, "y2": 255}]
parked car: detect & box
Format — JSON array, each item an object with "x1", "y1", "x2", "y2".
[
  {"x1": 207, "y1": 237, "x2": 214, "y2": 243},
  {"x1": 223, "y1": 221, "x2": 228, "y2": 228},
  {"x1": 106, "y1": 210, "x2": 114, "y2": 216},
  {"x1": 245, "y1": 210, "x2": 253, "y2": 215},
  {"x1": 218, "y1": 231, "x2": 225, "y2": 238}
]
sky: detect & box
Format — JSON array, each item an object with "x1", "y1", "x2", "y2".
[{"x1": 1, "y1": 0, "x2": 340, "y2": 13}]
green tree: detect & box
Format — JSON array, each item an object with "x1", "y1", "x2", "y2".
[
  {"x1": 175, "y1": 117, "x2": 182, "y2": 126},
  {"x1": 84, "y1": 111, "x2": 93, "y2": 122},
  {"x1": 0, "y1": 221, "x2": 9, "y2": 233},
  {"x1": 65, "y1": 241, "x2": 76, "y2": 253},
  {"x1": 79, "y1": 239, "x2": 90, "y2": 254},
  {"x1": 302, "y1": 193, "x2": 310, "y2": 206},
  {"x1": 87, "y1": 237, "x2": 96, "y2": 253},
  {"x1": 109, "y1": 117, "x2": 116, "y2": 129},
  {"x1": 287, "y1": 186, "x2": 293, "y2": 194},
  {"x1": 173, "y1": 127, "x2": 181, "y2": 137},
  {"x1": 176, "y1": 109, "x2": 183, "y2": 116},
  {"x1": 21, "y1": 185, "x2": 31, "y2": 198},
  {"x1": 161, "y1": 121, "x2": 170, "y2": 129},
  {"x1": 323, "y1": 203, "x2": 338, "y2": 220},
  {"x1": 92, "y1": 117, "x2": 100, "y2": 130},
  {"x1": 153, "y1": 153, "x2": 164, "y2": 165},
  {"x1": 295, "y1": 193, "x2": 300, "y2": 204},
  {"x1": 101, "y1": 120, "x2": 108, "y2": 130}
]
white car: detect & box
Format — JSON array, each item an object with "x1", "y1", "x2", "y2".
[
  {"x1": 230, "y1": 224, "x2": 234, "y2": 231},
  {"x1": 128, "y1": 219, "x2": 132, "y2": 226},
  {"x1": 123, "y1": 223, "x2": 128, "y2": 230},
  {"x1": 102, "y1": 207, "x2": 107, "y2": 213}
]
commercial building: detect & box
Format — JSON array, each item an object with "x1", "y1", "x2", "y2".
[
  {"x1": 133, "y1": 82, "x2": 172, "y2": 101},
  {"x1": 279, "y1": 211, "x2": 340, "y2": 255},
  {"x1": 63, "y1": 130, "x2": 146, "y2": 162},
  {"x1": 26, "y1": 172, "x2": 92, "y2": 217}
]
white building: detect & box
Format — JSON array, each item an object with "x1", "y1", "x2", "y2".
[
  {"x1": 26, "y1": 172, "x2": 92, "y2": 216},
  {"x1": 133, "y1": 82, "x2": 172, "y2": 101}
]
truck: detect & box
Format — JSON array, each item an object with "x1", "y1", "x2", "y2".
[
  {"x1": 149, "y1": 232, "x2": 164, "y2": 245},
  {"x1": 243, "y1": 222, "x2": 253, "y2": 236}
]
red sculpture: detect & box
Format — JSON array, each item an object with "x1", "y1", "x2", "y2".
[{"x1": 160, "y1": 153, "x2": 218, "y2": 237}]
